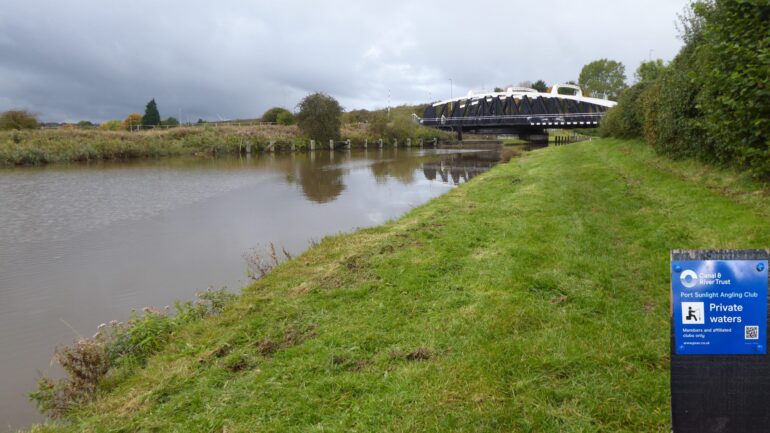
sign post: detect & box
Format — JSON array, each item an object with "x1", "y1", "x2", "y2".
[{"x1": 671, "y1": 249, "x2": 769, "y2": 433}]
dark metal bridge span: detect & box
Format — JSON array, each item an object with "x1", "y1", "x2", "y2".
[{"x1": 415, "y1": 84, "x2": 616, "y2": 140}]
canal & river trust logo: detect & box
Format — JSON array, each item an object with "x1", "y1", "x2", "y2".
[{"x1": 680, "y1": 269, "x2": 698, "y2": 289}]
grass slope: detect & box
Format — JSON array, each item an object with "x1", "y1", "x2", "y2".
[{"x1": 32, "y1": 139, "x2": 770, "y2": 432}]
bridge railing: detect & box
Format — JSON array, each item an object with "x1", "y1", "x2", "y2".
[{"x1": 420, "y1": 112, "x2": 605, "y2": 128}]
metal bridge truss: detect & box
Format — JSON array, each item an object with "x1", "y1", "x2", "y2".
[{"x1": 417, "y1": 86, "x2": 616, "y2": 136}]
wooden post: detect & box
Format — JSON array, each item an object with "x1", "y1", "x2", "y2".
[
  {"x1": 310, "y1": 139, "x2": 315, "y2": 151},
  {"x1": 329, "y1": 139, "x2": 334, "y2": 150}
]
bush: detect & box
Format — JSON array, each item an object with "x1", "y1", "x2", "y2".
[
  {"x1": 123, "y1": 113, "x2": 142, "y2": 131},
  {"x1": 276, "y1": 111, "x2": 295, "y2": 125},
  {"x1": 100, "y1": 120, "x2": 123, "y2": 131},
  {"x1": 295, "y1": 93, "x2": 342, "y2": 141},
  {"x1": 0, "y1": 110, "x2": 39, "y2": 130},
  {"x1": 599, "y1": 81, "x2": 654, "y2": 138},
  {"x1": 648, "y1": 42, "x2": 708, "y2": 160},
  {"x1": 30, "y1": 288, "x2": 236, "y2": 418},
  {"x1": 695, "y1": 0, "x2": 770, "y2": 177},
  {"x1": 601, "y1": 1, "x2": 770, "y2": 178},
  {"x1": 261, "y1": 107, "x2": 292, "y2": 123}
]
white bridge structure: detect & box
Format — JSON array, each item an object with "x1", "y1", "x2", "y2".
[{"x1": 416, "y1": 84, "x2": 617, "y2": 140}]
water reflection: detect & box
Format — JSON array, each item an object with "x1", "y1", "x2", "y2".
[
  {"x1": 422, "y1": 151, "x2": 499, "y2": 184},
  {"x1": 287, "y1": 153, "x2": 347, "y2": 204},
  {"x1": 0, "y1": 147, "x2": 503, "y2": 429}
]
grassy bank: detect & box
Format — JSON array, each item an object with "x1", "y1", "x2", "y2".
[
  {"x1": 0, "y1": 125, "x2": 302, "y2": 166},
  {"x1": 0, "y1": 123, "x2": 450, "y2": 166},
  {"x1": 30, "y1": 139, "x2": 770, "y2": 432}
]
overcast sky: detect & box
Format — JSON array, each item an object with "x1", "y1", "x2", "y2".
[{"x1": 0, "y1": 0, "x2": 690, "y2": 123}]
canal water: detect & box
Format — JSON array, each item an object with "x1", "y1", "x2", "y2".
[{"x1": 0, "y1": 147, "x2": 503, "y2": 429}]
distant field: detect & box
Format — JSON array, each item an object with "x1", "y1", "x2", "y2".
[{"x1": 30, "y1": 139, "x2": 770, "y2": 432}]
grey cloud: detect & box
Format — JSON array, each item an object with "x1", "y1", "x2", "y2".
[{"x1": 0, "y1": 0, "x2": 689, "y2": 122}]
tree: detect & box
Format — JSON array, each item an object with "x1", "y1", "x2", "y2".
[
  {"x1": 531, "y1": 80, "x2": 548, "y2": 92},
  {"x1": 276, "y1": 111, "x2": 295, "y2": 125},
  {"x1": 295, "y1": 93, "x2": 342, "y2": 141},
  {"x1": 77, "y1": 120, "x2": 95, "y2": 129},
  {"x1": 261, "y1": 107, "x2": 292, "y2": 123},
  {"x1": 141, "y1": 99, "x2": 161, "y2": 127},
  {"x1": 0, "y1": 110, "x2": 39, "y2": 130},
  {"x1": 635, "y1": 59, "x2": 667, "y2": 82},
  {"x1": 578, "y1": 59, "x2": 627, "y2": 99},
  {"x1": 162, "y1": 117, "x2": 180, "y2": 127},
  {"x1": 123, "y1": 113, "x2": 143, "y2": 131}
]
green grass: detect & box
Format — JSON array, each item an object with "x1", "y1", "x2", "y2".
[
  {"x1": 0, "y1": 125, "x2": 304, "y2": 166},
  {"x1": 0, "y1": 123, "x2": 448, "y2": 166},
  {"x1": 29, "y1": 139, "x2": 770, "y2": 432}
]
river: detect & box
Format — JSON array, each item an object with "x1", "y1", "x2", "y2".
[{"x1": 0, "y1": 146, "x2": 504, "y2": 429}]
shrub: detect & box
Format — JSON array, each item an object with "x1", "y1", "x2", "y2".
[
  {"x1": 599, "y1": 81, "x2": 654, "y2": 138},
  {"x1": 276, "y1": 111, "x2": 295, "y2": 125},
  {"x1": 600, "y1": 1, "x2": 770, "y2": 178},
  {"x1": 30, "y1": 287, "x2": 236, "y2": 418},
  {"x1": 695, "y1": 0, "x2": 770, "y2": 178},
  {"x1": 261, "y1": 107, "x2": 292, "y2": 123},
  {"x1": 295, "y1": 93, "x2": 342, "y2": 141},
  {"x1": 29, "y1": 339, "x2": 109, "y2": 418},
  {"x1": 123, "y1": 113, "x2": 142, "y2": 131},
  {"x1": 0, "y1": 110, "x2": 39, "y2": 130},
  {"x1": 99, "y1": 120, "x2": 123, "y2": 131}
]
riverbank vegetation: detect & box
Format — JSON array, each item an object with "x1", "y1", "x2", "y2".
[
  {"x1": 0, "y1": 114, "x2": 450, "y2": 167},
  {"x1": 600, "y1": 0, "x2": 770, "y2": 179},
  {"x1": 27, "y1": 138, "x2": 770, "y2": 432}
]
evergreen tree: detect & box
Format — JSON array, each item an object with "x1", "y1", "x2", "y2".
[
  {"x1": 531, "y1": 80, "x2": 548, "y2": 92},
  {"x1": 142, "y1": 99, "x2": 161, "y2": 126}
]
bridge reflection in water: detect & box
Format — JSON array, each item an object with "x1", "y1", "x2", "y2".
[{"x1": 422, "y1": 150, "x2": 501, "y2": 185}]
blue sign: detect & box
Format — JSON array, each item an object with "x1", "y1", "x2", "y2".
[{"x1": 672, "y1": 260, "x2": 768, "y2": 355}]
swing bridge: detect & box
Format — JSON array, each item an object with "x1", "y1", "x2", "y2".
[{"x1": 414, "y1": 84, "x2": 617, "y2": 140}]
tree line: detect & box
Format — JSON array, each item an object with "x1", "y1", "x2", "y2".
[{"x1": 600, "y1": 0, "x2": 770, "y2": 179}]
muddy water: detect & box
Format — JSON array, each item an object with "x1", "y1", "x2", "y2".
[{"x1": 0, "y1": 147, "x2": 502, "y2": 429}]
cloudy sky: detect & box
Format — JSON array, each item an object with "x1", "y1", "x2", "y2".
[{"x1": 0, "y1": 0, "x2": 689, "y2": 123}]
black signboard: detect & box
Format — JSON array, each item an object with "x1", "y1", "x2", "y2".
[{"x1": 671, "y1": 249, "x2": 770, "y2": 433}]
